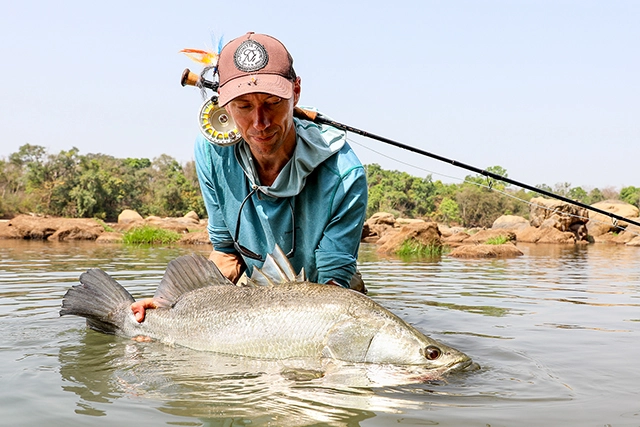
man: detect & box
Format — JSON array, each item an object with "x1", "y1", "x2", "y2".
[{"x1": 132, "y1": 32, "x2": 367, "y2": 322}]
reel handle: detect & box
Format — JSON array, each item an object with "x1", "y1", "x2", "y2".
[{"x1": 181, "y1": 68, "x2": 218, "y2": 91}]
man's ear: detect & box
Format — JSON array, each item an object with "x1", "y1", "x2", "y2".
[{"x1": 292, "y1": 77, "x2": 302, "y2": 106}]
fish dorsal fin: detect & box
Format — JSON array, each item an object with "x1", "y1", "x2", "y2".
[
  {"x1": 249, "y1": 244, "x2": 306, "y2": 286},
  {"x1": 153, "y1": 254, "x2": 232, "y2": 306},
  {"x1": 248, "y1": 267, "x2": 274, "y2": 287}
]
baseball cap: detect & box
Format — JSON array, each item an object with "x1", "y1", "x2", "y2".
[{"x1": 217, "y1": 32, "x2": 296, "y2": 106}]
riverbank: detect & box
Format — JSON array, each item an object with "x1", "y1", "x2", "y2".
[{"x1": 2, "y1": 197, "x2": 640, "y2": 260}]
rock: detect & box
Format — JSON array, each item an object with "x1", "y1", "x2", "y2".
[
  {"x1": 626, "y1": 236, "x2": 640, "y2": 246},
  {"x1": 492, "y1": 215, "x2": 530, "y2": 231},
  {"x1": 96, "y1": 232, "x2": 124, "y2": 243},
  {"x1": 118, "y1": 209, "x2": 143, "y2": 224},
  {"x1": 437, "y1": 224, "x2": 466, "y2": 238},
  {"x1": 377, "y1": 222, "x2": 442, "y2": 254},
  {"x1": 449, "y1": 243, "x2": 523, "y2": 258},
  {"x1": 179, "y1": 230, "x2": 212, "y2": 245},
  {"x1": 465, "y1": 229, "x2": 516, "y2": 244},
  {"x1": 184, "y1": 211, "x2": 200, "y2": 222},
  {"x1": 0, "y1": 215, "x2": 104, "y2": 241},
  {"x1": 529, "y1": 197, "x2": 588, "y2": 241},
  {"x1": 516, "y1": 226, "x2": 578, "y2": 244},
  {"x1": 587, "y1": 200, "x2": 640, "y2": 237},
  {"x1": 442, "y1": 231, "x2": 471, "y2": 246},
  {"x1": 362, "y1": 212, "x2": 397, "y2": 242},
  {"x1": 144, "y1": 216, "x2": 189, "y2": 234},
  {"x1": 395, "y1": 218, "x2": 426, "y2": 226}
]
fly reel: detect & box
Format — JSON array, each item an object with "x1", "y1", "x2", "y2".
[
  {"x1": 198, "y1": 99, "x2": 241, "y2": 146},
  {"x1": 182, "y1": 68, "x2": 242, "y2": 146}
]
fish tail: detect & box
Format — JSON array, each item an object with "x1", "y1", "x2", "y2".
[{"x1": 60, "y1": 268, "x2": 135, "y2": 334}]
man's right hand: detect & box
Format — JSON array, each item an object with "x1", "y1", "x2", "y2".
[{"x1": 131, "y1": 298, "x2": 158, "y2": 323}]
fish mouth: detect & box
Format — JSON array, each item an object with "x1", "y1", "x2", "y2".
[{"x1": 450, "y1": 358, "x2": 480, "y2": 373}]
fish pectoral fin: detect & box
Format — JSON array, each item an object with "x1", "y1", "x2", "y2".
[{"x1": 322, "y1": 320, "x2": 378, "y2": 362}]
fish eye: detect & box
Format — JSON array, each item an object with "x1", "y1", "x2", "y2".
[{"x1": 422, "y1": 345, "x2": 442, "y2": 361}]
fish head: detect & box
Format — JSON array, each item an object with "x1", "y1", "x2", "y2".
[{"x1": 364, "y1": 322, "x2": 472, "y2": 373}]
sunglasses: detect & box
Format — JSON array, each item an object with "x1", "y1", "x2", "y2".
[{"x1": 233, "y1": 186, "x2": 296, "y2": 262}]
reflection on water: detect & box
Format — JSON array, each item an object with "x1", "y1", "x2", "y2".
[{"x1": 2, "y1": 239, "x2": 640, "y2": 426}]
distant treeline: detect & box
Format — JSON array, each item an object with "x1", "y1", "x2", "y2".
[{"x1": 2, "y1": 144, "x2": 640, "y2": 228}]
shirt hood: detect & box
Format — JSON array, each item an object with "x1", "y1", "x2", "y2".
[{"x1": 235, "y1": 115, "x2": 347, "y2": 198}]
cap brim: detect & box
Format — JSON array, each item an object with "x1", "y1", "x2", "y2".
[{"x1": 218, "y1": 74, "x2": 294, "y2": 106}]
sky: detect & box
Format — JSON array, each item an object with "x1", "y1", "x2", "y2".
[{"x1": 1, "y1": 0, "x2": 638, "y2": 190}]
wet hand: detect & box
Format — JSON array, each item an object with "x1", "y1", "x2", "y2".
[{"x1": 131, "y1": 298, "x2": 158, "y2": 323}]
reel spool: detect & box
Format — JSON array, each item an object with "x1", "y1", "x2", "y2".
[
  {"x1": 198, "y1": 99, "x2": 241, "y2": 146},
  {"x1": 182, "y1": 68, "x2": 242, "y2": 146}
]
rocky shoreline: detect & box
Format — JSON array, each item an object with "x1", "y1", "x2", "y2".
[{"x1": 2, "y1": 198, "x2": 639, "y2": 259}]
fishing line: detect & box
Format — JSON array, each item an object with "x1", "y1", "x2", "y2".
[
  {"x1": 346, "y1": 134, "x2": 640, "y2": 238},
  {"x1": 304, "y1": 110, "x2": 640, "y2": 231}
]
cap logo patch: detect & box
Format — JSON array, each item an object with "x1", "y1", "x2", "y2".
[{"x1": 234, "y1": 40, "x2": 269, "y2": 72}]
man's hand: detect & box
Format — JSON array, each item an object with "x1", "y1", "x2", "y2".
[
  {"x1": 209, "y1": 249, "x2": 245, "y2": 283},
  {"x1": 131, "y1": 298, "x2": 158, "y2": 323}
]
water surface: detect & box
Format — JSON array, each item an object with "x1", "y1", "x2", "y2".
[{"x1": 1, "y1": 240, "x2": 639, "y2": 426}]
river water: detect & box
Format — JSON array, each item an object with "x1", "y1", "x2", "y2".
[{"x1": 1, "y1": 239, "x2": 639, "y2": 426}]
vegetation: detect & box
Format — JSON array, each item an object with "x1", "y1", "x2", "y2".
[
  {"x1": 0, "y1": 144, "x2": 205, "y2": 221},
  {"x1": 1, "y1": 145, "x2": 635, "y2": 229},
  {"x1": 485, "y1": 236, "x2": 509, "y2": 245},
  {"x1": 396, "y1": 239, "x2": 444, "y2": 257},
  {"x1": 365, "y1": 163, "x2": 632, "y2": 228},
  {"x1": 123, "y1": 225, "x2": 182, "y2": 245}
]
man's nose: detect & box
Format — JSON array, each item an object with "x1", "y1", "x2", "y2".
[{"x1": 251, "y1": 107, "x2": 270, "y2": 130}]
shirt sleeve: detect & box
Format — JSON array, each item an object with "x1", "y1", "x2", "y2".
[
  {"x1": 194, "y1": 136, "x2": 236, "y2": 253},
  {"x1": 315, "y1": 164, "x2": 368, "y2": 287}
]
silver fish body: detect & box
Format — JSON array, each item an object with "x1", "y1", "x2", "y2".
[{"x1": 60, "y1": 247, "x2": 472, "y2": 373}]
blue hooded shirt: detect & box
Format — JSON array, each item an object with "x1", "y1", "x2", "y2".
[{"x1": 194, "y1": 115, "x2": 368, "y2": 286}]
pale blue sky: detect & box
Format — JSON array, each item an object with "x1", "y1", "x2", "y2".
[{"x1": 1, "y1": 1, "x2": 638, "y2": 190}]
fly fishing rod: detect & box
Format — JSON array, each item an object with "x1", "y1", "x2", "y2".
[{"x1": 181, "y1": 68, "x2": 640, "y2": 230}]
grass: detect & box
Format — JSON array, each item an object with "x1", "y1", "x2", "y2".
[
  {"x1": 396, "y1": 239, "x2": 444, "y2": 257},
  {"x1": 485, "y1": 235, "x2": 509, "y2": 245},
  {"x1": 94, "y1": 218, "x2": 115, "y2": 232},
  {"x1": 123, "y1": 225, "x2": 182, "y2": 245}
]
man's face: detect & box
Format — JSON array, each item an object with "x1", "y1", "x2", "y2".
[{"x1": 225, "y1": 78, "x2": 301, "y2": 158}]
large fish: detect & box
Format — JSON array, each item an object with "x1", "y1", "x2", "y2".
[{"x1": 60, "y1": 247, "x2": 472, "y2": 374}]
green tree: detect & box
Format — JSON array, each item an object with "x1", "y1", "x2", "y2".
[
  {"x1": 568, "y1": 186, "x2": 589, "y2": 204},
  {"x1": 436, "y1": 197, "x2": 461, "y2": 225},
  {"x1": 620, "y1": 186, "x2": 640, "y2": 208}
]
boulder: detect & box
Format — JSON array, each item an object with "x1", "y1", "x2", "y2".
[
  {"x1": 626, "y1": 236, "x2": 640, "y2": 246},
  {"x1": 184, "y1": 210, "x2": 200, "y2": 222},
  {"x1": 437, "y1": 224, "x2": 467, "y2": 238},
  {"x1": 449, "y1": 243, "x2": 523, "y2": 258},
  {"x1": 492, "y1": 215, "x2": 530, "y2": 231},
  {"x1": 465, "y1": 229, "x2": 516, "y2": 244},
  {"x1": 377, "y1": 222, "x2": 442, "y2": 254},
  {"x1": 179, "y1": 230, "x2": 212, "y2": 245},
  {"x1": 362, "y1": 212, "x2": 397, "y2": 243},
  {"x1": 587, "y1": 200, "x2": 640, "y2": 237},
  {"x1": 0, "y1": 215, "x2": 104, "y2": 241},
  {"x1": 529, "y1": 197, "x2": 588, "y2": 241},
  {"x1": 118, "y1": 209, "x2": 143, "y2": 224},
  {"x1": 516, "y1": 226, "x2": 578, "y2": 244},
  {"x1": 96, "y1": 232, "x2": 125, "y2": 243},
  {"x1": 442, "y1": 231, "x2": 471, "y2": 246}
]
